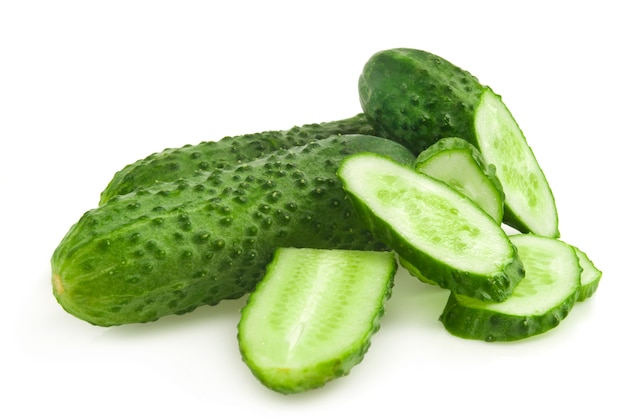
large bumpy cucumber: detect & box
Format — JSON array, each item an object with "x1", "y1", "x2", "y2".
[
  {"x1": 100, "y1": 114, "x2": 375, "y2": 204},
  {"x1": 359, "y1": 48, "x2": 559, "y2": 238},
  {"x1": 238, "y1": 248, "x2": 397, "y2": 394},
  {"x1": 51, "y1": 135, "x2": 415, "y2": 326}
]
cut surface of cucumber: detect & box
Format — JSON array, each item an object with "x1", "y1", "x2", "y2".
[
  {"x1": 414, "y1": 137, "x2": 504, "y2": 224},
  {"x1": 440, "y1": 234, "x2": 581, "y2": 342},
  {"x1": 338, "y1": 153, "x2": 524, "y2": 302},
  {"x1": 474, "y1": 89, "x2": 559, "y2": 237},
  {"x1": 237, "y1": 247, "x2": 397, "y2": 394},
  {"x1": 573, "y1": 246, "x2": 602, "y2": 302}
]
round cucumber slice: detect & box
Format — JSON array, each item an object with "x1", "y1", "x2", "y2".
[{"x1": 440, "y1": 234, "x2": 581, "y2": 342}]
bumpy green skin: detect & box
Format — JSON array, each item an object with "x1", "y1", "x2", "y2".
[
  {"x1": 52, "y1": 135, "x2": 415, "y2": 326},
  {"x1": 100, "y1": 114, "x2": 375, "y2": 204},
  {"x1": 359, "y1": 48, "x2": 484, "y2": 154}
]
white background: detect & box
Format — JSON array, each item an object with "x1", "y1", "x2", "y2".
[{"x1": 2, "y1": 1, "x2": 623, "y2": 418}]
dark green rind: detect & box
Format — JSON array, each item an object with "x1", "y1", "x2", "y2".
[
  {"x1": 52, "y1": 135, "x2": 415, "y2": 326},
  {"x1": 359, "y1": 48, "x2": 484, "y2": 154},
  {"x1": 439, "y1": 292, "x2": 578, "y2": 342},
  {"x1": 99, "y1": 114, "x2": 376, "y2": 205},
  {"x1": 238, "y1": 248, "x2": 396, "y2": 394},
  {"x1": 338, "y1": 154, "x2": 524, "y2": 303}
]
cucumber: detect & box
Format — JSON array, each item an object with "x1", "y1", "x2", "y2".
[
  {"x1": 337, "y1": 153, "x2": 524, "y2": 302},
  {"x1": 51, "y1": 135, "x2": 415, "y2": 326},
  {"x1": 414, "y1": 137, "x2": 504, "y2": 224},
  {"x1": 238, "y1": 248, "x2": 396, "y2": 394},
  {"x1": 573, "y1": 246, "x2": 602, "y2": 302},
  {"x1": 440, "y1": 234, "x2": 581, "y2": 342},
  {"x1": 99, "y1": 114, "x2": 375, "y2": 204},
  {"x1": 401, "y1": 136, "x2": 505, "y2": 285},
  {"x1": 359, "y1": 48, "x2": 559, "y2": 238}
]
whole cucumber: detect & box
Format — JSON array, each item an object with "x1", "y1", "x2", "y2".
[
  {"x1": 52, "y1": 135, "x2": 415, "y2": 326},
  {"x1": 359, "y1": 48, "x2": 483, "y2": 154},
  {"x1": 100, "y1": 114, "x2": 375, "y2": 204}
]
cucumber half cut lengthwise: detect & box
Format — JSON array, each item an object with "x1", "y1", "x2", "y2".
[
  {"x1": 237, "y1": 248, "x2": 397, "y2": 394},
  {"x1": 440, "y1": 234, "x2": 582, "y2": 342},
  {"x1": 337, "y1": 153, "x2": 525, "y2": 302}
]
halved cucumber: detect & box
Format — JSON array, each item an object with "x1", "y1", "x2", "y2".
[
  {"x1": 573, "y1": 246, "x2": 602, "y2": 302},
  {"x1": 440, "y1": 234, "x2": 581, "y2": 342},
  {"x1": 474, "y1": 88, "x2": 559, "y2": 237},
  {"x1": 237, "y1": 248, "x2": 397, "y2": 394},
  {"x1": 337, "y1": 153, "x2": 524, "y2": 302}
]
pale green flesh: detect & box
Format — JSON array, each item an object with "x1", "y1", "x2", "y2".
[
  {"x1": 416, "y1": 150, "x2": 502, "y2": 223},
  {"x1": 455, "y1": 235, "x2": 580, "y2": 315},
  {"x1": 341, "y1": 155, "x2": 511, "y2": 274},
  {"x1": 474, "y1": 89, "x2": 558, "y2": 237},
  {"x1": 239, "y1": 248, "x2": 394, "y2": 369}
]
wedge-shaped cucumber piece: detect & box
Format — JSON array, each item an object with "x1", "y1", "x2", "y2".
[
  {"x1": 474, "y1": 89, "x2": 559, "y2": 237},
  {"x1": 573, "y1": 246, "x2": 602, "y2": 302},
  {"x1": 238, "y1": 248, "x2": 397, "y2": 394},
  {"x1": 440, "y1": 234, "x2": 581, "y2": 342},
  {"x1": 414, "y1": 137, "x2": 504, "y2": 224},
  {"x1": 338, "y1": 153, "x2": 524, "y2": 302}
]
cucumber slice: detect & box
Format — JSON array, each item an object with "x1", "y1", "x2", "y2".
[
  {"x1": 573, "y1": 246, "x2": 602, "y2": 302},
  {"x1": 440, "y1": 234, "x2": 581, "y2": 342},
  {"x1": 337, "y1": 153, "x2": 524, "y2": 302},
  {"x1": 237, "y1": 248, "x2": 397, "y2": 394},
  {"x1": 474, "y1": 89, "x2": 559, "y2": 237},
  {"x1": 414, "y1": 137, "x2": 505, "y2": 224}
]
